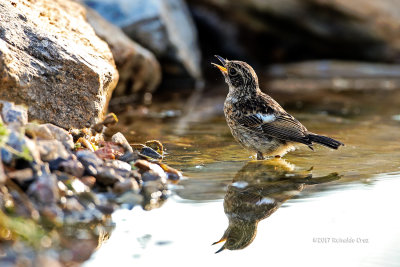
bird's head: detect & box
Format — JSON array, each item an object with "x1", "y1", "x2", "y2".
[{"x1": 212, "y1": 55, "x2": 259, "y2": 95}]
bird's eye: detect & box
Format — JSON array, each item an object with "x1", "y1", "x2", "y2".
[{"x1": 229, "y1": 68, "x2": 237, "y2": 76}]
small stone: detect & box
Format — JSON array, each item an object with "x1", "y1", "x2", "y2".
[
  {"x1": 65, "y1": 197, "x2": 85, "y2": 212},
  {"x1": 95, "y1": 142, "x2": 124, "y2": 160},
  {"x1": 139, "y1": 146, "x2": 163, "y2": 160},
  {"x1": 113, "y1": 179, "x2": 138, "y2": 194},
  {"x1": 58, "y1": 159, "x2": 85, "y2": 177},
  {"x1": 118, "y1": 151, "x2": 139, "y2": 162},
  {"x1": 7, "y1": 168, "x2": 34, "y2": 185},
  {"x1": 76, "y1": 150, "x2": 104, "y2": 176},
  {"x1": 111, "y1": 132, "x2": 133, "y2": 153},
  {"x1": 79, "y1": 176, "x2": 96, "y2": 188},
  {"x1": 28, "y1": 166, "x2": 58, "y2": 205},
  {"x1": 95, "y1": 166, "x2": 124, "y2": 186},
  {"x1": 0, "y1": 101, "x2": 28, "y2": 129},
  {"x1": 145, "y1": 140, "x2": 163, "y2": 156},
  {"x1": 104, "y1": 160, "x2": 131, "y2": 172},
  {"x1": 1, "y1": 129, "x2": 41, "y2": 164},
  {"x1": 36, "y1": 139, "x2": 71, "y2": 162}
]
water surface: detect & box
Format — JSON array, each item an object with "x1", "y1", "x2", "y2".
[{"x1": 86, "y1": 90, "x2": 400, "y2": 267}]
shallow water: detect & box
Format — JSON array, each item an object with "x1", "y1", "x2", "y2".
[{"x1": 86, "y1": 90, "x2": 400, "y2": 267}]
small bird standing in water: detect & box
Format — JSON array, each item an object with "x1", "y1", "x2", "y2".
[{"x1": 212, "y1": 55, "x2": 344, "y2": 159}]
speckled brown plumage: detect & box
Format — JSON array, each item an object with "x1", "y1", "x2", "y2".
[{"x1": 213, "y1": 55, "x2": 344, "y2": 159}]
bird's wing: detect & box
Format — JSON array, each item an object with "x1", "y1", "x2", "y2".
[{"x1": 235, "y1": 112, "x2": 312, "y2": 146}]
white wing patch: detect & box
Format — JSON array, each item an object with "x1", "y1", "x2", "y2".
[{"x1": 256, "y1": 113, "x2": 276, "y2": 123}]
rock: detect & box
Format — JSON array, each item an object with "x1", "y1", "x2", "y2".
[
  {"x1": 85, "y1": 7, "x2": 161, "y2": 97},
  {"x1": 0, "y1": 0, "x2": 118, "y2": 129},
  {"x1": 1, "y1": 129, "x2": 41, "y2": 164},
  {"x1": 113, "y1": 179, "x2": 139, "y2": 194},
  {"x1": 111, "y1": 132, "x2": 132, "y2": 153},
  {"x1": 76, "y1": 150, "x2": 104, "y2": 176},
  {"x1": 58, "y1": 159, "x2": 85, "y2": 178},
  {"x1": 189, "y1": 0, "x2": 400, "y2": 63},
  {"x1": 28, "y1": 166, "x2": 59, "y2": 205},
  {"x1": 118, "y1": 151, "x2": 139, "y2": 163},
  {"x1": 84, "y1": 0, "x2": 202, "y2": 83},
  {"x1": 95, "y1": 166, "x2": 124, "y2": 186},
  {"x1": 36, "y1": 140, "x2": 70, "y2": 162},
  {"x1": 26, "y1": 123, "x2": 75, "y2": 150},
  {"x1": 79, "y1": 176, "x2": 96, "y2": 188},
  {"x1": 266, "y1": 60, "x2": 400, "y2": 92},
  {"x1": 0, "y1": 101, "x2": 28, "y2": 129},
  {"x1": 139, "y1": 146, "x2": 163, "y2": 160},
  {"x1": 7, "y1": 168, "x2": 34, "y2": 185},
  {"x1": 104, "y1": 159, "x2": 132, "y2": 172}
]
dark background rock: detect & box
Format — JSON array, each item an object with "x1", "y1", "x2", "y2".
[
  {"x1": 84, "y1": 0, "x2": 203, "y2": 88},
  {"x1": 188, "y1": 0, "x2": 400, "y2": 78},
  {"x1": 0, "y1": 0, "x2": 118, "y2": 129},
  {"x1": 84, "y1": 7, "x2": 162, "y2": 99}
]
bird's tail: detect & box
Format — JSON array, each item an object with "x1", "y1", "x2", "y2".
[{"x1": 307, "y1": 133, "x2": 344, "y2": 149}]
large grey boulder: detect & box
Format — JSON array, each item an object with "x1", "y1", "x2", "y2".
[
  {"x1": 0, "y1": 0, "x2": 119, "y2": 129},
  {"x1": 85, "y1": 0, "x2": 202, "y2": 83}
]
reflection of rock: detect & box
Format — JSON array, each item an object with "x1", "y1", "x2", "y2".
[
  {"x1": 0, "y1": 0, "x2": 118, "y2": 129},
  {"x1": 85, "y1": 0, "x2": 202, "y2": 83},
  {"x1": 189, "y1": 0, "x2": 400, "y2": 63},
  {"x1": 85, "y1": 7, "x2": 161, "y2": 97},
  {"x1": 213, "y1": 159, "x2": 339, "y2": 253}
]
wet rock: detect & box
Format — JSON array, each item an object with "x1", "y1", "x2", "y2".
[
  {"x1": 142, "y1": 170, "x2": 167, "y2": 184},
  {"x1": 118, "y1": 151, "x2": 139, "y2": 163},
  {"x1": 113, "y1": 179, "x2": 139, "y2": 194},
  {"x1": 58, "y1": 159, "x2": 85, "y2": 178},
  {"x1": 138, "y1": 146, "x2": 163, "y2": 160},
  {"x1": 85, "y1": 0, "x2": 202, "y2": 83},
  {"x1": 36, "y1": 140, "x2": 70, "y2": 162},
  {"x1": 158, "y1": 163, "x2": 182, "y2": 182},
  {"x1": 111, "y1": 132, "x2": 132, "y2": 153},
  {"x1": 141, "y1": 181, "x2": 169, "y2": 211},
  {"x1": 95, "y1": 167, "x2": 124, "y2": 186},
  {"x1": 134, "y1": 160, "x2": 167, "y2": 180},
  {"x1": 85, "y1": 7, "x2": 161, "y2": 97},
  {"x1": 0, "y1": 101, "x2": 28, "y2": 129},
  {"x1": 0, "y1": 0, "x2": 118, "y2": 129},
  {"x1": 116, "y1": 191, "x2": 143, "y2": 209},
  {"x1": 76, "y1": 150, "x2": 104, "y2": 176}
]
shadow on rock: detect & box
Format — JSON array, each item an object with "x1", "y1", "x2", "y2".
[{"x1": 213, "y1": 159, "x2": 340, "y2": 253}]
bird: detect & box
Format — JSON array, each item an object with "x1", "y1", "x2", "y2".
[{"x1": 212, "y1": 55, "x2": 344, "y2": 159}]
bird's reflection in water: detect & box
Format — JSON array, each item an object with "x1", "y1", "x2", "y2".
[{"x1": 213, "y1": 158, "x2": 340, "y2": 253}]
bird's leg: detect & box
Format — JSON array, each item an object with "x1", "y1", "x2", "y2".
[{"x1": 256, "y1": 151, "x2": 264, "y2": 160}]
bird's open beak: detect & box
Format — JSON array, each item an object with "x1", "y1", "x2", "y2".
[
  {"x1": 212, "y1": 55, "x2": 227, "y2": 74},
  {"x1": 212, "y1": 236, "x2": 227, "y2": 253}
]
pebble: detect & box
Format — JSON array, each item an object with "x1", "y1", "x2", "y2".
[{"x1": 111, "y1": 132, "x2": 133, "y2": 153}]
